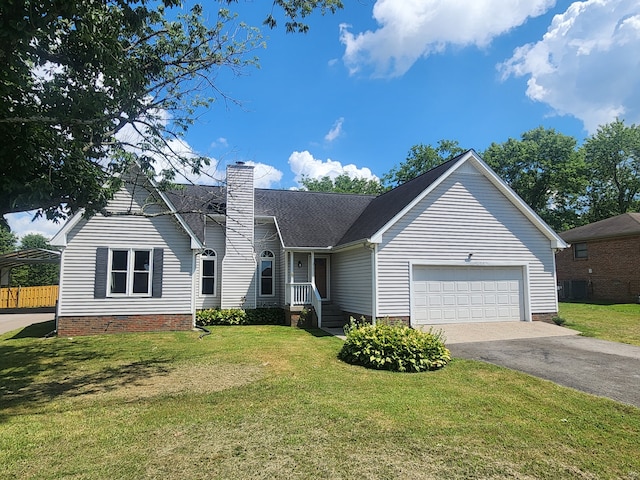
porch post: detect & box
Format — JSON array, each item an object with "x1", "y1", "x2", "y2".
[
  {"x1": 289, "y1": 251, "x2": 294, "y2": 283},
  {"x1": 310, "y1": 251, "x2": 315, "y2": 288},
  {"x1": 287, "y1": 251, "x2": 294, "y2": 305}
]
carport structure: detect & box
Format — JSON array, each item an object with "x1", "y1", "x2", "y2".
[
  {"x1": 0, "y1": 248, "x2": 61, "y2": 286},
  {"x1": 0, "y1": 249, "x2": 61, "y2": 309}
]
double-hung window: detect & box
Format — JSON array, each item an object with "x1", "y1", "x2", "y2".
[
  {"x1": 109, "y1": 249, "x2": 152, "y2": 296},
  {"x1": 260, "y1": 250, "x2": 274, "y2": 296},
  {"x1": 574, "y1": 242, "x2": 588, "y2": 259},
  {"x1": 201, "y1": 249, "x2": 216, "y2": 295}
]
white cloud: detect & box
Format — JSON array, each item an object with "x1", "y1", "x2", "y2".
[
  {"x1": 5, "y1": 211, "x2": 63, "y2": 241},
  {"x1": 324, "y1": 117, "x2": 345, "y2": 142},
  {"x1": 245, "y1": 161, "x2": 283, "y2": 188},
  {"x1": 288, "y1": 150, "x2": 379, "y2": 186},
  {"x1": 211, "y1": 137, "x2": 228, "y2": 149},
  {"x1": 500, "y1": 0, "x2": 640, "y2": 132},
  {"x1": 340, "y1": 0, "x2": 556, "y2": 77},
  {"x1": 115, "y1": 113, "x2": 225, "y2": 185}
]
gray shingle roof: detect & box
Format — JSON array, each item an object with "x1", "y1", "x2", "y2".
[
  {"x1": 255, "y1": 189, "x2": 374, "y2": 248},
  {"x1": 560, "y1": 213, "x2": 640, "y2": 243},
  {"x1": 164, "y1": 152, "x2": 467, "y2": 249},
  {"x1": 337, "y1": 154, "x2": 463, "y2": 245}
]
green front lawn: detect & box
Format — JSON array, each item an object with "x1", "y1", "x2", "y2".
[
  {"x1": 559, "y1": 302, "x2": 640, "y2": 345},
  {"x1": 1, "y1": 322, "x2": 639, "y2": 479}
]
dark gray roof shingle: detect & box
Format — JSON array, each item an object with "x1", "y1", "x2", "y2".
[
  {"x1": 164, "y1": 152, "x2": 467, "y2": 248},
  {"x1": 561, "y1": 212, "x2": 640, "y2": 242},
  {"x1": 255, "y1": 189, "x2": 374, "y2": 247}
]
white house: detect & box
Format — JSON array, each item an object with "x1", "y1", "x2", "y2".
[{"x1": 51, "y1": 150, "x2": 567, "y2": 335}]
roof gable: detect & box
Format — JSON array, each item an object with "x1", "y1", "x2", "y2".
[
  {"x1": 561, "y1": 213, "x2": 640, "y2": 242},
  {"x1": 338, "y1": 153, "x2": 463, "y2": 246},
  {"x1": 52, "y1": 175, "x2": 204, "y2": 249},
  {"x1": 338, "y1": 150, "x2": 567, "y2": 249}
]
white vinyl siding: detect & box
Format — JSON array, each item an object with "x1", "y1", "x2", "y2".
[
  {"x1": 331, "y1": 246, "x2": 373, "y2": 317},
  {"x1": 376, "y1": 166, "x2": 558, "y2": 320},
  {"x1": 221, "y1": 165, "x2": 255, "y2": 309},
  {"x1": 57, "y1": 184, "x2": 194, "y2": 317}
]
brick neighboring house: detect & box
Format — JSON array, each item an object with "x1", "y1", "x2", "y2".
[{"x1": 556, "y1": 213, "x2": 640, "y2": 303}]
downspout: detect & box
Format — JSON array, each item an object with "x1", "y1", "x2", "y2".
[
  {"x1": 191, "y1": 249, "x2": 197, "y2": 328},
  {"x1": 369, "y1": 242, "x2": 378, "y2": 325},
  {"x1": 50, "y1": 247, "x2": 66, "y2": 337}
]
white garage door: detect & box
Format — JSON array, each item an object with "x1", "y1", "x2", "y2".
[{"x1": 412, "y1": 266, "x2": 525, "y2": 324}]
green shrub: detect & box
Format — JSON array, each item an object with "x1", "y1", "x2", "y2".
[
  {"x1": 552, "y1": 315, "x2": 566, "y2": 326},
  {"x1": 196, "y1": 308, "x2": 247, "y2": 326},
  {"x1": 338, "y1": 318, "x2": 451, "y2": 372},
  {"x1": 245, "y1": 308, "x2": 286, "y2": 325},
  {"x1": 196, "y1": 308, "x2": 285, "y2": 326}
]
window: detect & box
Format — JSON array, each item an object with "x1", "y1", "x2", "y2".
[
  {"x1": 260, "y1": 250, "x2": 274, "y2": 296},
  {"x1": 574, "y1": 242, "x2": 588, "y2": 259},
  {"x1": 201, "y1": 249, "x2": 216, "y2": 295},
  {"x1": 109, "y1": 249, "x2": 152, "y2": 296}
]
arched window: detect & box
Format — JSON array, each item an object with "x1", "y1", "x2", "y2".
[
  {"x1": 201, "y1": 249, "x2": 216, "y2": 295},
  {"x1": 260, "y1": 250, "x2": 275, "y2": 296}
]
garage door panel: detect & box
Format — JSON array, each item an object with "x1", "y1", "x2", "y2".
[{"x1": 412, "y1": 266, "x2": 525, "y2": 325}]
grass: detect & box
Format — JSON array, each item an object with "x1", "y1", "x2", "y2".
[
  {"x1": 1, "y1": 320, "x2": 639, "y2": 479},
  {"x1": 559, "y1": 302, "x2": 640, "y2": 345}
]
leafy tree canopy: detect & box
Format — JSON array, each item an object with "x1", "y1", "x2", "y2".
[
  {"x1": 300, "y1": 173, "x2": 384, "y2": 195},
  {"x1": 382, "y1": 140, "x2": 465, "y2": 188},
  {"x1": 0, "y1": 0, "x2": 342, "y2": 223},
  {"x1": 482, "y1": 126, "x2": 587, "y2": 232},
  {"x1": 583, "y1": 119, "x2": 640, "y2": 222},
  {"x1": 0, "y1": 225, "x2": 17, "y2": 255}
]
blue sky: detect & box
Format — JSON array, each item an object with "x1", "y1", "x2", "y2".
[{"x1": 8, "y1": 0, "x2": 640, "y2": 239}]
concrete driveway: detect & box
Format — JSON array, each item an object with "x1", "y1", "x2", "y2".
[
  {"x1": 0, "y1": 312, "x2": 55, "y2": 335},
  {"x1": 433, "y1": 322, "x2": 640, "y2": 408}
]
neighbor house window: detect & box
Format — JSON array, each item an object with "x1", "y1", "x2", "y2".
[
  {"x1": 260, "y1": 250, "x2": 274, "y2": 296},
  {"x1": 109, "y1": 249, "x2": 152, "y2": 296},
  {"x1": 574, "y1": 242, "x2": 588, "y2": 259},
  {"x1": 201, "y1": 249, "x2": 216, "y2": 295}
]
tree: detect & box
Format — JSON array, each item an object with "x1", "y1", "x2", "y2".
[
  {"x1": 300, "y1": 173, "x2": 384, "y2": 195},
  {"x1": 382, "y1": 140, "x2": 465, "y2": 188},
  {"x1": 482, "y1": 127, "x2": 586, "y2": 231},
  {"x1": 0, "y1": 225, "x2": 17, "y2": 255},
  {"x1": 9, "y1": 234, "x2": 60, "y2": 287},
  {"x1": 0, "y1": 0, "x2": 342, "y2": 223},
  {"x1": 583, "y1": 119, "x2": 640, "y2": 222}
]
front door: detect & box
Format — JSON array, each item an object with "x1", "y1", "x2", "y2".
[{"x1": 314, "y1": 257, "x2": 328, "y2": 299}]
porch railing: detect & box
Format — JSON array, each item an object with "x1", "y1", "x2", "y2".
[{"x1": 286, "y1": 282, "x2": 323, "y2": 328}]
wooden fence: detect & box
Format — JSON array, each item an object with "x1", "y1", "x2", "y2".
[{"x1": 0, "y1": 285, "x2": 59, "y2": 309}]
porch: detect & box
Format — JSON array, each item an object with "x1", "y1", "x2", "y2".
[{"x1": 284, "y1": 251, "x2": 345, "y2": 328}]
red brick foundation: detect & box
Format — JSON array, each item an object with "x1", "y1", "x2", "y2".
[
  {"x1": 57, "y1": 313, "x2": 193, "y2": 336},
  {"x1": 531, "y1": 312, "x2": 558, "y2": 324}
]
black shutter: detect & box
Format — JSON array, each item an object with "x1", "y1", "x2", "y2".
[
  {"x1": 94, "y1": 247, "x2": 109, "y2": 298},
  {"x1": 152, "y1": 248, "x2": 164, "y2": 298}
]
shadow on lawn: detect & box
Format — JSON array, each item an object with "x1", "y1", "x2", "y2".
[
  {"x1": 303, "y1": 328, "x2": 335, "y2": 338},
  {"x1": 10, "y1": 320, "x2": 57, "y2": 339},
  {"x1": 0, "y1": 337, "x2": 172, "y2": 422}
]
